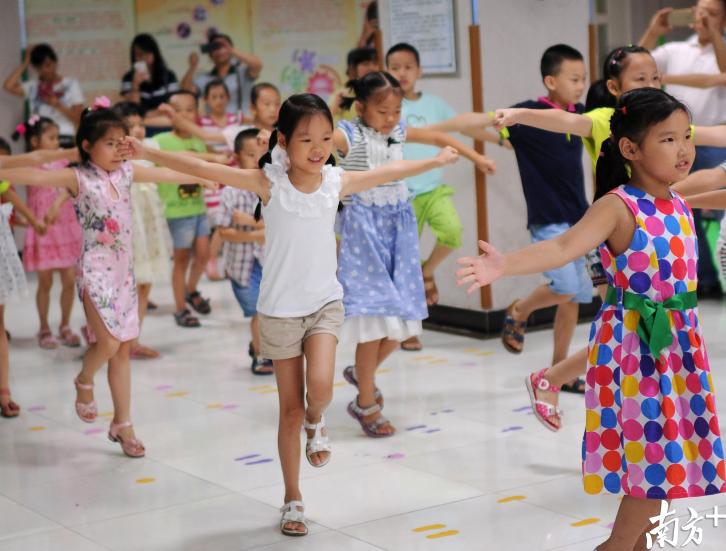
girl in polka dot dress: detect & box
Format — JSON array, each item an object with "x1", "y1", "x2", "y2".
[{"x1": 458, "y1": 88, "x2": 726, "y2": 551}]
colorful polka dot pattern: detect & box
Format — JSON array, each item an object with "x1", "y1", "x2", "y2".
[{"x1": 582, "y1": 185, "x2": 726, "y2": 500}]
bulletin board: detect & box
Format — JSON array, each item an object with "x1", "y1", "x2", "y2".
[
  {"x1": 383, "y1": 0, "x2": 457, "y2": 75},
  {"x1": 24, "y1": 0, "x2": 136, "y2": 101}
]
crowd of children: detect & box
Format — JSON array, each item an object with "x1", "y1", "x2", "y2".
[{"x1": 3, "y1": 28, "x2": 726, "y2": 549}]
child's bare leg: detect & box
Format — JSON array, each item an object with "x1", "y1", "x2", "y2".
[
  {"x1": 188, "y1": 235, "x2": 210, "y2": 295},
  {"x1": 59, "y1": 266, "x2": 76, "y2": 328},
  {"x1": 377, "y1": 338, "x2": 399, "y2": 367},
  {"x1": 36, "y1": 269, "x2": 53, "y2": 333},
  {"x1": 130, "y1": 283, "x2": 158, "y2": 356},
  {"x1": 108, "y1": 341, "x2": 139, "y2": 441},
  {"x1": 0, "y1": 306, "x2": 15, "y2": 410},
  {"x1": 303, "y1": 333, "x2": 336, "y2": 466},
  {"x1": 251, "y1": 315, "x2": 262, "y2": 356},
  {"x1": 172, "y1": 249, "x2": 192, "y2": 313},
  {"x1": 76, "y1": 293, "x2": 120, "y2": 407},
  {"x1": 274, "y1": 355, "x2": 306, "y2": 534},
  {"x1": 355, "y1": 339, "x2": 395, "y2": 435},
  {"x1": 597, "y1": 496, "x2": 664, "y2": 551}
]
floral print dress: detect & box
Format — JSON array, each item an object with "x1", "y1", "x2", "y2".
[{"x1": 73, "y1": 162, "x2": 139, "y2": 341}]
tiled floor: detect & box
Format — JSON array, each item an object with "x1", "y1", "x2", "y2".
[{"x1": 2, "y1": 277, "x2": 726, "y2": 550}]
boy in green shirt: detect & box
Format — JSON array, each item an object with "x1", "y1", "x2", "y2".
[{"x1": 154, "y1": 91, "x2": 212, "y2": 328}]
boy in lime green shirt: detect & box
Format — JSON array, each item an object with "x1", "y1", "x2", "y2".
[{"x1": 154, "y1": 91, "x2": 211, "y2": 327}]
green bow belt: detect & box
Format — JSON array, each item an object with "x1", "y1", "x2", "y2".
[{"x1": 604, "y1": 286, "x2": 697, "y2": 358}]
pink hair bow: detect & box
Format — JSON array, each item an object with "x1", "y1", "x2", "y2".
[{"x1": 92, "y1": 96, "x2": 111, "y2": 110}]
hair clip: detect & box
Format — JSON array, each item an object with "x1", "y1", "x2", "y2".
[
  {"x1": 27, "y1": 114, "x2": 40, "y2": 126},
  {"x1": 620, "y1": 106, "x2": 628, "y2": 115},
  {"x1": 14, "y1": 123, "x2": 26, "y2": 136},
  {"x1": 92, "y1": 96, "x2": 111, "y2": 111}
]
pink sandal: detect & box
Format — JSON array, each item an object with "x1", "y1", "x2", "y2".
[
  {"x1": 525, "y1": 368, "x2": 563, "y2": 432},
  {"x1": 74, "y1": 376, "x2": 97, "y2": 423},
  {"x1": 37, "y1": 329, "x2": 58, "y2": 350},
  {"x1": 108, "y1": 421, "x2": 145, "y2": 458},
  {"x1": 58, "y1": 326, "x2": 81, "y2": 348},
  {"x1": 0, "y1": 388, "x2": 20, "y2": 418}
]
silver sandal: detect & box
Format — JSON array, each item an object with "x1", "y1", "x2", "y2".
[
  {"x1": 347, "y1": 398, "x2": 396, "y2": 438},
  {"x1": 280, "y1": 500, "x2": 308, "y2": 537},
  {"x1": 304, "y1": 416, "x2": 331, "y2": 468}
]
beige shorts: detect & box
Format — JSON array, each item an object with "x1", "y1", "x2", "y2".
[{"x1": 259, "y1": 300, "x2": 344, "y2": 360}]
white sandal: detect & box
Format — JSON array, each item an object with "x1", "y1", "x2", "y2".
[
  {"x1": 280, "y1": 500, "x2": 308, "y2": 536},
  {"x1": 304, "y1": 416, "x2": 331, "y2": 468}
]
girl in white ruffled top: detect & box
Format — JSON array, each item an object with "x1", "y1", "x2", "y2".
[
  {"x1": 121, "y1": 92, "x2": 459, "y2": 538},
  {"x1": 334, "y1": 72, "x2": 496, "y2": 438}
]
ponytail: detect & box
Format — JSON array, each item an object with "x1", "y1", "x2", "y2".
[
  {"x1": 594, "y1": 136, "x2": 629, "y2": 200},
  {"x1": 585, "y1": 79, "x2": 615, "y2": 111}
]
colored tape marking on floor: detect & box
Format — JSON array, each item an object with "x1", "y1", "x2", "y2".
[
  {"x1": 429, "y1": 359, "x2": 448, "y2": 364},
  {"x1": 100, "y1": 411, "x2": 114, "y2": 418},
  {"x1": 411, "y1": 355, "x2": 435, "y2": 362},
  {"x1": 497, "y1": 495, "x2": 526, "y2": 503},
  {"x1": 427, "y1": 530, "x2": 459, "y2": 539},
  {"x1": 333, "y1": 382, "x2": 347, "y2": 388},
  {"x1": 571, "y1": 518, "x2": 600, "y2": 527},
  {"x1": 83, "y1": 427, "x2": 104, "y2": 435},
  {"x1": 27, "y1": 405, "x2": 46, "y2": 412},
  {"x1": 412, "y1": 524, "x2": 447, "y2": 532},
  {"x1": 136, "y1": 478, "x2": 155, "y2": 484},
  {"x1": 165, "y1": 391, "x2": 189, "y2": 398},
  {"x1": 28, "y1": 426, "x2": 46, "y2": 431},
  {"x1": 249, "y1": 385, "x2": 274, "y2": 391},
  {"x1": 207, "y1": 403, "x2": 223, "y2": 409},
  {"x1": 377, "y1": 368, "x2": 391, "y2": 374}
]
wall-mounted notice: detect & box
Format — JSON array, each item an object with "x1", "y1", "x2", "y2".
[{"x1": 385, "y1": 0, "x2": 456, "y2": 74}]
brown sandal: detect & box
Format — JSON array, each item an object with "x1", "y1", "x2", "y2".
[
  {"x1": 400, "y1": 336, "x2": 423, "y2": 352},
  {"x1": 0, "y1": 388, "x2": 20, "y2": 418},
  {"x1": 423, "y1": 276, "x2": 439, "y2": 306},
  {"x1": 501, "y1": 301, "x2": 527, "y2": 354}
]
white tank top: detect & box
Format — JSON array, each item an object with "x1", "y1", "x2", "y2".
[{"x1": 256, "y1": 161, "x2": 344, "y2": 317}]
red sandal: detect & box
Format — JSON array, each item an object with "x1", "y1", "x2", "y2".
[{"x1": 525, "y1": 368, "x2": 563, "y2": 432}]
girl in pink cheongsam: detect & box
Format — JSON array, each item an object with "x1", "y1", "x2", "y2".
[
  {"x1": 458, "y1": 88, "x2": 726, "y2": 551},
  {"x1": 0, "y1": 100, "x2": 208, "y2": 457}
]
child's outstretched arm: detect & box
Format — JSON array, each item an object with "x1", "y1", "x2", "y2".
[
  {"x1": 0, "y1": 168, "x2": 78, "y2": 195},
  {"x1": 684, "y1": 189, "x2": 726, "y2": 209},
  {"x1": 406, "y1": 127, "x2": 496, "y2": 174},
  {"x1": 456, "y1": 196, "x2": 620, "y2": 293},
  {"x1": 123, "y1": 137, "x2": 267, "y2": 197},
  {"x1": 132, "y1": 165, "x2": 218, "y2": 188},
  {"x1": 218, "y1": 226, "x2": 265, "y2": 244},
  {"x1": 494, "y1": 107, "x2": 593, "y2": 138},
  {"x1": 662, "y1": 73, "x2": 726, "y2": 89},
  {"x1": 693, "y1": 125, "x2": 726, "y2": 147},
  {"x1": 341, "y1": 146, "x2": 459, "y2": 196},
  {"x1": 158, "y1": 103, "x2": 226, "y2": 144},
  {"x1": 0, "y1": 148, "x2": 79, "y2": 169},
  {"x1": 3, "y1": 187, "x2": 46, "y2": 235},
  {"x1": 672, "y1": 166, "x2": 726, "y2": 196},
  {"x1": 424, "y1": 112, "x2": 512, "y2": 149}
]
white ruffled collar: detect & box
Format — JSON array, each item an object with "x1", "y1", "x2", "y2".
[{"x1": 262, "y1": 147, "x2": 341, "y2": 218}]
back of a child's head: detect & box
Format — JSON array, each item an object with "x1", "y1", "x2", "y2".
[
  {"x1": 234, "y1": 127, "x2": 260, "y2": 155},
  {"x1": 585, "y1": 45, "x2": 651, "y2": 111},
  {"x1": 595, "y1": 87, "x2": 688, "y2": 199},
  {"x1": 540, "y1": 44, "x2": 583, "y2": 79},
  {"x1": 76, "y1": 106, "x2": 128, "y2": 164},
  {"x1": 258, "y1": 93, "x2": 335, "y2": 169},
  {"x1": 30, "y1": 43, "x2": 57, "y2": 68},
  {"x1": 251, "y1": 82, "x2": 280, "y2": 106},
  {"x1": 0, "y1": 137, "x2": 11, "y2": 155},
  {"x1": 340, "y1": 71, "x2": 403, "y2": 111},
  {"x1": 12, "y1": 115, "x2": 58, "y2": 151},
  {"x1": 385, "y1": 43, "x2": 420, "y2": 67}
]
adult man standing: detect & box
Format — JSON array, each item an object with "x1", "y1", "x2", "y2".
[{"x1": 181, "y1": 33, "x2": 262, "y2": 117}]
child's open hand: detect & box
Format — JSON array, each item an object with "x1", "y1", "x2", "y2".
[
  {"x1": 493, "y1": 108, "x2": 520, "y2": 131},
  {"x1": 257, "y1": 129, "x2": 272, "y2": 150},
  {"x1": 158, "y1": 103, "x2": 176, "y2": 119},
  {"x1": 435, "y1": 146, "x2": 459, "y2": 166},
  {"x1": 456, "y1": 240, "x2": 504, "y2": 294},
  {"x1": 476, "y1": 155, "x2": 496, "y2": 175}
]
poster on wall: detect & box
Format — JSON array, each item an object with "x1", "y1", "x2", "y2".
[
  {"x1": 250, "y1": 0, "x2": 366, "y2": 101},
  {"x1": 25, "y1": 0, "x2": 136, "y2": 101},
  {"x1": 134, "y1": 0, "x2": 253, "y2": 87},
  {"x1": 384, "y1": 0, "x2": 457, "y2": 74}
]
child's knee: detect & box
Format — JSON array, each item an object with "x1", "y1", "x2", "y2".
[
  {"x1": 307, "y1": 382, "x2": 333, "y2": 407},
  {"x1": 431, "y1": 216, "x2": 463, "y2": 249},
  {"x1": 280, "y1": 404, "x2": 305, "y2": 427},
  {"x1": 96, "y1": 335, "x2": 121, "y2": 358}
]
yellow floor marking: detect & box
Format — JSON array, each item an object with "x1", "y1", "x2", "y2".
[
  {"x1": 377, "y1": 368, "x2": 391, "y2": 374},
  {"x1": 249, "y1": 385, "x2": 275, "y2": 391},
  {"x1": 28, "y1": 426, "x2": 46, "y2": 431},
  {"x1": 463, "y1": 347, "x2": 480, "y2": 353},
  {"x1": 136, "y1": 478, "x2": 155, "y2": 484},
  {"x1": 260, "y1": 389, "x2": 278, "y2": 394},
  {"x1": 207, "y1": 403, "x2": 223, "y2": 409},
  {"x1": 428, "y1": 359, "x2": 448, "y2": 364},
  {"x1": 333, "y1": 382, "x2": 347, "y2": 388},
  {"x1": 165, "y1": 391, "x2": 189, "y2": 398},
  {"x1": 571, "y1": 518, "x2": 600, "y2": 527},
  {"x1": 497, "y1": 495, "x2": 526, "y2": 503},
  {"x1": 412, "y1": 356, "x2": 435, "y2": 362},
  {"x1": 474, "y1": 351, "x2": 494, "y2": 356},
  {"x1": 100, "y1": 411, "x2": 114, "y2": 418},
  {"x1": 412, "y1": 524, "x2": 447, "y2": 532},
  {"x1": 427, "y1": 530, "x2": 459, "y2": 539}
]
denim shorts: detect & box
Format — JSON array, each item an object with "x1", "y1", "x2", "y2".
[
  {"x1": 230, "y1": 260, "x2": 262, "y2": 317},
  {"x1": 167, "y1": 214, "x2": 210, "y2": 250},
  {"x1": 530, "y1": 223, "x2": 593, "y2": 303}
]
